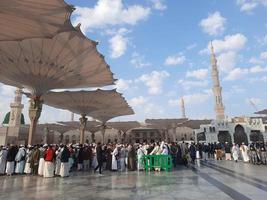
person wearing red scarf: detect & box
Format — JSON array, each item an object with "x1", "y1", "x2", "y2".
[{"x1": 43, "y1": 145, "x2": 55, "y2": 178}]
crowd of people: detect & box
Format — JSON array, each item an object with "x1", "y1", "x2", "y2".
[{"x1": 0, "y1": 140, "x2": 266, "y2": 178}]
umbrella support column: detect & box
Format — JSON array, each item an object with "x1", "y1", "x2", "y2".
[
  {"x1": 28, "y1": 97, "x2": 43, "y2": 145},
  {"x1": 79, "y1": 115, "x2": 87, "y2": 144},
  {"x1": 43, "y1": 126, "x2": 49, "y2": 144},
  {"x1": 91, "y1": 132, "x2": 95, "y2": 143},
  {"x1": 101, "y1": 125, "x2": 106, "y2": 144}
]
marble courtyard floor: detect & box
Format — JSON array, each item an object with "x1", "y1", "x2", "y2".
[{"x1": 0, "y1": 160, "x2": 267, "y2": 200}]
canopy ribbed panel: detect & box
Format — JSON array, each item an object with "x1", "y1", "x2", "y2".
[
  {"x1": 0, "y1": 31, "x2": 115, "y2": 96},
  {"x1": 58, "y1": 121, "x2": 102, "y2": 132},
  {"x1": 0, "y1": 0, "x2": 75, "y2": 41},
  {"x1": 106, "y1": 121, "x2": 141, "y2": 133},
  {"x1": 42, "y1": 90, "x2": 134, "y2": 122}
]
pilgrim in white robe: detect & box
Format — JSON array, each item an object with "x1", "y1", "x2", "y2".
[
  {"x1": 55, "y1": 149, "x2": 62, "y2": 176},
  {"x1": 38, "y1": 148, "x2": 45, "y2": 176},
  {"x1": 111, "y1": 148, "x2": 118, "y2": 171},
  {"x1": 232, "y1": 146, "x2": 239, "y2": 162},
  {"x1": 60, "y1": 162, "x2": 69, "y2": 177},
  {"x1": 6, "y1": 161, "x2": 15, "y2": 175},
  {"x1": 38, "y1": 158, "x2": 45, "y2": 176},
  {"x1": 0, "y1": 149, "x2": 8, "y2": 174},
  {"x1": 137, "y1": 147, "x2": 145, "y2": 171},
  {"x1": 43, "y1": 161, "x2": 54, "y2": 178},
  {"x1": 91, "y1": 148, "x2": 98, "y2": 169},
  {"x1": 15, "y1": 147, "x2": 26, "y2": 174},
  {"x1": 24, "y1": 149, "x2": 32, "y2": 174},
  {"x1": 240, "y1": 145, "x2": 250, "y2": 162},
  {"x1": 119, "y1": 147, "x2": 126, "y2": 171}
]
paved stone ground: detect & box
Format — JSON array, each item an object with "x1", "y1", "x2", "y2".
[{"x1": 0, "y1": 160, "x2": 266, "y2": 200}]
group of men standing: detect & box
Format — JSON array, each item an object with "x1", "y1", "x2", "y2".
[
  {"x1": 0, "y1": 144, "x2": 70, "y2": 177},
  {"x1": 1, "y1": 140, "x2": 266, "y2": 178}
]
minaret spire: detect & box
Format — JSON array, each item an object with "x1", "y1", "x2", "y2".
[
  {"x1": 210, "y1": 41, "x2": 225, "y2": 120},
  {"x1": 180, "y1": 97, "x2": 186, "y2": 118},
  {"x1": 9, "y1": 88, "x2": 24, "y2": 127}
]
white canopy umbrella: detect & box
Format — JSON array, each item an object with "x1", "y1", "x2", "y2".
[
  {"x1": 0, "y1": 0, "x2": 75, "y2": 41},
  {"x1": 0, "y1": 30, "x2": 115, "y2": 145},
  {"x1": 42, "y1": 90, "x2": 134, "y2": 144}
]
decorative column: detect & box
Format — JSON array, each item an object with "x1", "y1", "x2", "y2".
[
  {"x1": 28, "y1": 97, "x2": 43, "y2": 145},
  {"x1": 79, "y1": 114, "x2": 87, "y2": 144}
]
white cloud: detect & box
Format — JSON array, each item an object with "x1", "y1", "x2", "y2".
[
  {"x1": 186, "y1": 43, "x2": 197, "y2": 50},
  {"x1": 217, "y1": 51, "x2": 237, "y2": 72},
  {"x1": 178, "y1": 79, "x2": 209, "y2": 90},
  {"x1": 129, "y1": 96, "x2": 148, "y2": 107},
  {"x1": 115, "y1": 79, "x2": 133, "y2": 91},
  {"x1": 139, "y1": 71, "x2": 170, "y2": 95},
  {"x1": 224, "y1": 68, "x2": 249, "y2": 81},
  {"x1": 231, "y1": 85, "x2": 246, "y2": 93},
  {"x1": 109, "y1": 29, "x2": 129, "y2": 58},
  {"x1": 73, "y1": 0, "x2": 151, "y2": 32},
  {"x1": 249, "y1": 57, "x2": 264, "y2": 64},
  {"x1": 168, "y1": 99, "x2": 180, "y2": 107},
  {"x1": 0, "y1": 85, "x2": 16, "y2": 97},
  {"x1": 199, "y1": 11, "x2": 226, "y2": 36},
  {"x1": 260, "y1": 51, "x2": 267, "y2": 59},
  {"x1": 169, "y1": 92, "x2": 212, "y2": 106},
  {"x1": 186, "y1": 69, "x2": 209, "y2": 80},
  {"x1": 201, "y1": 34, "x2": 247, "y2": 54},
  {"x1": 236, "y1": 0, "x2": 267, "y2": 12},
  {"x1": 249, "y1": 65, "x2": 267, "y2": 73},
  {"x1": 165, "y1": 54, "x2": 186, "y2": 66},
  {"x1": 130, "y1": 52, "x2": 151, "y2": 68},
  {"x1": 264, "y1": 35, "x2": 267, "y2": 44},
  {"x1": 151, "y1": 0, "x2": 167, "y2": 11}
]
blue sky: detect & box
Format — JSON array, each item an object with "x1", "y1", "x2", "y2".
[{"x1": 1, "y1": 0, "x2": 267, "y2": 123}]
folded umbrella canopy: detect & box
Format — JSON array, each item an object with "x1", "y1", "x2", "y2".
[
  {"x1": 0, "y1": 0, "x2": 75, "y2": 41},
  {"x1": 42, "y1": 89, "x2": 134, "y2": 144}
]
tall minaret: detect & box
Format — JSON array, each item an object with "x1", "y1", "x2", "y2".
[
  {"x1": 9, "y1": 88, "x2": 24, "y2": 127},
  {"x1": 180, "y1": 97, "x2": 186, "y2": 118},
  {"x1": 210, "y1": 42, "x2": 225, "y2": 120}
]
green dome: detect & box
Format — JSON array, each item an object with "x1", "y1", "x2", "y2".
[{"x1": 2, "y1": 112, "x2": 25, "y2": 125}]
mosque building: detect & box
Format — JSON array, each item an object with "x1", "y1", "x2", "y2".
[{"x1": 193, "y1": 43, "x2": 267, "y2": 145}]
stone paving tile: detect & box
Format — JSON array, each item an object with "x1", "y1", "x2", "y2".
[{"x1": 0, "y1": 161, "x2": 266, "y2": 200}]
